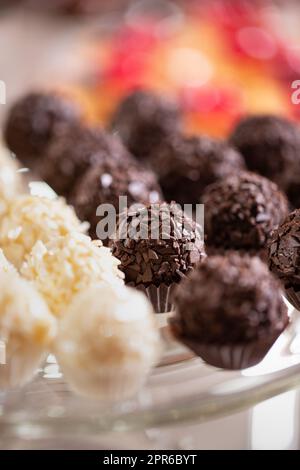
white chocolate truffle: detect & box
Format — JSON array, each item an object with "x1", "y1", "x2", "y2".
[
  {"x1": 0, "y1": 194, "x2": 88, "y2": 268},
  {"x1": 55, "y1": 282, "x2": 160, "y2": 401},
  {"x1": 0, "y1": 146, "x2": 23, "y2": 215},
  {"x1": 21, "y1": 233, "x2": 124, "y2": 317},
  {"x1": 0, "y1": 271, "x2": 57, "y2": 389}
]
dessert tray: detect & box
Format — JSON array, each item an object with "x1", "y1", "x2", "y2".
[{"x1": 1, "y1": 302, "x2": 300, "y2": 442}]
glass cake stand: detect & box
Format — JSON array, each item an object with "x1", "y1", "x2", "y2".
[{"x1": 1, "y1": 302, "x2": 300, "y2": 446}]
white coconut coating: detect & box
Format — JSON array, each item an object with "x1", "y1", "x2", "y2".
[
  {"x1": 55, "y1": 282, "x2": 161, "y2": 401},
  {"x1": 0, "y1": 194, "x2": 88, "y2": 268},
  {"x1": 21, "y1": 233, "x2": 124, "y2": 317},
  {"x1": 0, "y1": 271, "x2": 57, "y2": 389}
]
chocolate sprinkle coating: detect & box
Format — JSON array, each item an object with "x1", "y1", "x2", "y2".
[
  {"x1": 172, "y1": 254, "x2": 288, "y2": 343},
  {"x1": 110, "y1": 202, "x2": 206, "y2": 287},
  {"x1": 229, "y1": 114, "x2": 300, "y2": 206},
  {"x1": 70, "y1": 159, "x2": 162, "y2": 241},
  {"x1": 150, "y1": 133, "x2": 245, "y2": 205},
  {"x1": 269, "y1": 209, "x2": 300, "y2": 290},
  {"x1": 36, "y1": 124, "x2": 132, "y2": 198},
  {"x1": 4, "y1": 91, "x2": 83, "y2": 167},
  {"x1": 203, "y1": 171, "x2": 288, "y2": 253},
  {"x1": 110, "y1": 90, "x2": 182, "y2": 161}
]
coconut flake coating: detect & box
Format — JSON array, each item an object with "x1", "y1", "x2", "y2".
[
  {"x1": 173, "y1": 254, "x2": 288, "y2": 344},
  {"x1": 4, "y1": 91, "x2": 83, "y2": 168},
  {"x1": 0, "y1": 270, "x2": 57, "y2": 389},
  {"x1": 55, "y1": 282, "x2": 160, "y2": 400},
  {"x1": 21, "y1": 233, "x2": 124, "y2": 317},
  {"x1": 203, "y1": 171, "x2": 288, "y2": 254},
  {"x1": 0, "y1": 195, "x2": 88, "y2": 269}
]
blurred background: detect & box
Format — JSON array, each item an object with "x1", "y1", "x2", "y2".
[{"x1": 1, "y1": 0, "x2": 300, "y2": 136}]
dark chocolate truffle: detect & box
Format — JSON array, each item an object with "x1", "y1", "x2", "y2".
[
  {"x1": 4, "y1": 91, "x2": 83, "y2": 168},
  {"x1": 268, "y1": 209, "x2": 300, "y2": 309},
  {"x1": 171, "y1": 254, "x2": 288, "y2": 369},
  {"x1": 151, "y1": 133, "x2": 245, "y2": 205},
  {"x1": 110, "y1": 90, "x2": 182, "y2": 161},
  {"x1": 36, "y1": 124, "x2": 132, "y2": 198},
  {"x1": 229, "y1": 114, "x2": 300, "y2": 206},
  {"x1": 203, "y1": 171, "x2": 288, "y2": 255},
  {"x1": 70, "y1": 159, "x2": 162, "y2": 241},
  {"x1": 111, "y1": 202, "x2": 205, "y2": 287}
]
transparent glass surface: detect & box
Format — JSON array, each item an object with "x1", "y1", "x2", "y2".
[{"x1": 1, "y1": 305, "x2": 300, "y2": 442}]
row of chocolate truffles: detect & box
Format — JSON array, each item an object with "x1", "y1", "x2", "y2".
[
  {"x1": 4, "y1": 92, "x2": 164, "y2": 243},
  {"x1": 110, "y1": 89, "x2": 300, "y2": 209},
  {"x1": 4, "y1": 90, "x2": 297, "y2": 259},
  {"x1": 110, "y1": 200, "x2": 289, "y2": 370},
  {"x1": 6, "y1": 90, "x2": 300, "y2": 210}
]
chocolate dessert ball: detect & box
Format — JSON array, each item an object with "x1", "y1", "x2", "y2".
[
  {"x1": 4, "y1": 91, "x2": 83, "y2": 167},
  {"x1": 229, "y1": 115, "x2": 300, "y2": 205},
  {"x1": 269, "y1": 209, "x2": 300, "y2": 309},
  {"x1": 111, "y1": 202, "x2": 205, "y2": 286},
  {"x1": 151, "y1": 133, "x2": 245, "y2": 205},
  {"x1": 110, "y1": 90, "x2": 182, "y2": 160},
  {"x1": 70, "y1": 159, "x2": 162, "y2": 241},
  {"x1": 203, "y1": 171, "x2": 288, "y2": 255},
  {"x1": 111, "y1": 202, "x2": 205, "y2": 312},
  {"x1": 171, "y1": 254, "x2": 288, "y2": 369},
  {"x1": 36, "y1": 124, "x2": 132, "y2": 198}
]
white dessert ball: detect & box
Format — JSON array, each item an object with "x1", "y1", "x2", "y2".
[
  {"x1": 0, "y1": 194, "x2": 88, "y2": 268},
  {"x1": 21, "y1": 233, "x2": 124, "y2": 317},
  {"x1": 55, "y1": 282, "x2": 161, "y2": 401},
  {"x1": 0, "y1": 271, "x2": 57, "y2": 389}
]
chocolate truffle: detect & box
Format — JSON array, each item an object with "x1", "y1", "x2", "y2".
[
  {"x1": 229, "y1": 114, "x2": 300, "y2": 206},
  {"x1": 268, "y1": 209, "x2": 300, "y2": 309},
  {"x1": 171, "y1": 254, "x2": 289, "y2": 369},
  {"x1": 36, "y1": 124, "x2": 132, "y2": 198},
  {"x1": 70, "y1": 158, "x2": 162, "y2": 241},
  {"x1": 110, "y1": 89, "x2": 182, "y2": 160},
  {"x1": 55, "y1": 282, "x2": 160, "y2": 401},
  {"x1": 110, "y1": 202, "x2": 206, "y2": 312},
  {"x1": 203, "y1": 171, "x2": 288, "y2": 256},
  {"x1": 4, "y1": 91, "x2": 83, "y2": 167},
  {"x1": 151, "y1": 133, "x2": 245, "y2": 205}
]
